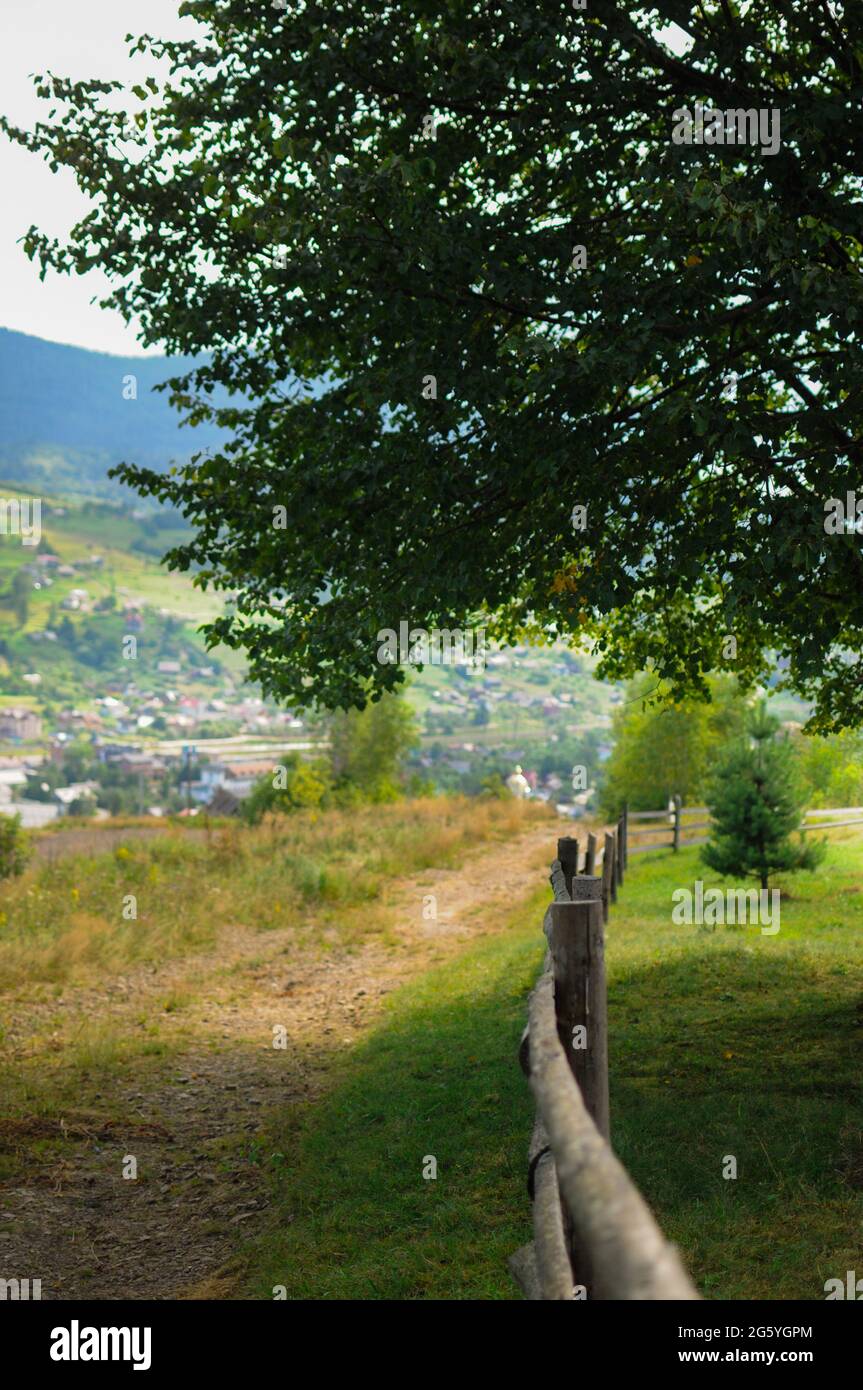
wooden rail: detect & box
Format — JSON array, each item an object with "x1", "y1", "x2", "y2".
[
  {"x1": 510, "y1": 825, "x2": 700, "y2": 1301},
  {"x1": 510, "y1": 794, "x2": 863, "y2": 1297},
  {"x1": 604, "y1": 798, "x2": 863, "y2": 856}
]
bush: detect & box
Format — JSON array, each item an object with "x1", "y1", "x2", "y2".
[
  {"x1": 0, "y1": 814, "x2": 29, "y2": 879},
  {"x1": 242, "y1": 759, "x2": 330, "y2": 825},
  {"x1": 479, "y1": 773, "x2": 511, "y2": 800}
]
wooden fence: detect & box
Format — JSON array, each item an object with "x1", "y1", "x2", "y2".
[
  {"x1": 509, "y1": 796, "x2": 863, "y2": 1298},
  {"x1": 625, "y1": 798, "x2": 863, "y2": 854},
  {"x1": 509, "y1": 822, "x2": 700, "y2": 1300}
]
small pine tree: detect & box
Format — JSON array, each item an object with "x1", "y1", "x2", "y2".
[{"x1": 702, "y1": 702, "x2": 824, "y2": 890}]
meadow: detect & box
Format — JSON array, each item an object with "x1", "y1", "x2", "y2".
[
  {"x1": 0, "y1": 801, "x2": 860, "y2": 1300},
  {"x1": 0, "y1": 799, "x2": 543, "y2": 1193},
  {"x1": 236, "y1": 831, "x2": 863, "y2": 1300},
  {"x1": 0, "y1": 798, "x2": 535, "y2": 992}
]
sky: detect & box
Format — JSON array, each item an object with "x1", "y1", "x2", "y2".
[
  {"x1": 0, "y1": 0, "x2": 197, "y2": 357},
  {"x1": 0, "y1": 4, "x2": 695, "y2": 358}
]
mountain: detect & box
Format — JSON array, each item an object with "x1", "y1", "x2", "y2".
[{"x1": 0, "y1": 328, "x2": 226, "y2": 498}]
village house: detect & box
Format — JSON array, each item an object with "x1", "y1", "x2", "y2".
[
  {"x1": 0, "y1": 758, "x2": 29, "y2": 801},
  {"x1": 0, "y1": 707, "x2": 43, "y2": 741},
  {"x1": 113, "y1": 752, "x2": 167, "y2": 779},
  {"x1": 54, "y1": 781, "x2": 99, "y2": 815},
  {"x1": 96, "y1": 741, "x2": 141, "y2": 764}
]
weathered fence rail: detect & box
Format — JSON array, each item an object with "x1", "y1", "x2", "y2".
[
  {"x1": 619, "y1": 797, "x2": 863, "y2": 854},
  {"x1": 509, "y1": 794, "x2": 863, "y2": 1298},
  {"x1": 510, "y1": 824, "x2": 700, "y2": 1300}
]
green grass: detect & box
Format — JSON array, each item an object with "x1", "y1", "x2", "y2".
[
  {"x1": 0, "y1": 798, "x2": 545, "y2": 1203},
  {"x1": 239, "y1": 835, "x2": 863, "y2": 1300},
  {"x1": 610, "y1": 838, "x2": 863, "y2": 1300},
  {"x1": 240, "y1": 891, "x2": 545, "y2": 1299}
]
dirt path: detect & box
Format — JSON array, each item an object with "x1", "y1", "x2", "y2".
[{"x1": 0, "y1": 817, "x2": 554, "y2": 1300}]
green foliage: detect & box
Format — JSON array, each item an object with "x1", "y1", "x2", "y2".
[
  {"x1": 242, "y1": 692, "x2": 418, "y2": 821},
  {"x1": 702, "y1": 703, "x2": 825, "y2": 889},
  {"x1": 0, "y1": 814, "x2": 29, "y2": 880},
  {"x1": 329, "y1": 692, "x2": 419, "y2": 802},
  {"x1": 792, "y1": 727, "x2": 863, "y2": 809},
  {"x1": 7, "y1": 7, "x2": 863, "y2": 721},
  {"x1": 478, "y1": 772, "x2": 510, "y2": 800},
  {"x1": 242, "y1": 756, "x2": 330, "y2": 825},
  {"x1": 600, "y1": 674, "x2": 748, "y2": 815},
  {"x1": 7, "y1": 571, "x2": 29, "y2": 626}
]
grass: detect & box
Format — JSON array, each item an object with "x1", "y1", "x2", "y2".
[
  {"x1": 239, "y1": 889, "x2": 546, "y2": 1300},
  {"x1": 0, "y1": 796, "x2": 539, "y2": 991},
  {"x1": 3, "y1": 798, "x2": 860, "y2": 1300},
  {"x1": 0, "y1": 796, "x2": 544, "y2": 1193},
  {"x1": 610, "y1": 837, "x2": 863, "y2": 1300},
  {"x1": 237, "y1": 832, "x2": 863, "y2": 1301}
]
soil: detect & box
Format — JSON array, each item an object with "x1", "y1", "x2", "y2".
[{"x1": 0, "y1": 817, "x2": 554, "y2": 1300}]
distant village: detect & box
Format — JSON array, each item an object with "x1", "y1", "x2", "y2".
[
  {"x1": 0, "y1": 688, "x2": 314, "y2": 827},
  {"x1": 1, "y1": 549, "x2": 619, "y2": 827}
]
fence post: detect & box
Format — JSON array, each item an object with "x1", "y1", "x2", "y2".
[
  {"x1": 545, "y1": 895, "x2": 610, "y2": 1144},
  {"x1": 621, "y1": 802, "x2": 628, "y2": 870},
  {"x1": 584, "y1": 832, "x2": 597, "y2": 878},
  {"x1": 602, "y1": 832, "x2": 615, "y2": 920},
  {"x1": 557, "y1": 836, "x2": 579, "y2": 897},
  {"x1": 673, "y1": 794, "x2": 681, "y2": 853},
  {"x1": 616, "y1": 817, "x2": 625, "y2": 889}
]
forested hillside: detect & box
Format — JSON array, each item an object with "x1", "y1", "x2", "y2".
[{"x1": 0, "y1": 328, "x2": 224, "y2": 496}]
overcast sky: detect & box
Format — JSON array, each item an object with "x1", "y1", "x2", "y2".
[{"x1": 0, "y1": 0, "x2": 197, "y2": 357}]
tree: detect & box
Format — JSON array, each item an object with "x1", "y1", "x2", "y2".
[
  {"x1": 600, "y1": 672, "x2": 747, "y2": 814},
  {"x1": 0, "y1": 813, "x2": 29, "y2": 880},
  {"x1": 60, "y1": 744, "x2": 96, "y2": 783},
  {"x1": 792, "y1": 726, "x2": 863, "y2": 808},
  {"x1": 11, "y1": 570, "x2": 30, "y2": 627},
  {"x1": 329, "y1": 691, "x2": 418, "y2": 800},
  {"x1": 702, "y1": 702, "x2": 824, "y2": 889},
  {"x1": 5, "y1": 5, "x2": 863, "y2": 722}
]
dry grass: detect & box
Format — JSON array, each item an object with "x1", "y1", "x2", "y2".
[{"x1": 0, "y1": 796, "x2": 542, "y2": 992}]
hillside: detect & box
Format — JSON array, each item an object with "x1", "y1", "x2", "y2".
[
  {"x1": 0, "y1": 475, "x2": 813, "y2": 809},
  {"x1": 0, "y1": 404, "x2": 624, "y2": 797},
  {"x1": 0, "y1": 335, "x2": 807, "y2": 802},
  {"x1": 0, "y1": 328, "x2": 227, "y2": 498},
  {"x1": 0, "y1": 484, "x2": 239, "y2": 700},
  {"x1": 0, "y1": 488, "x2": 622, "y2": 800}
]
